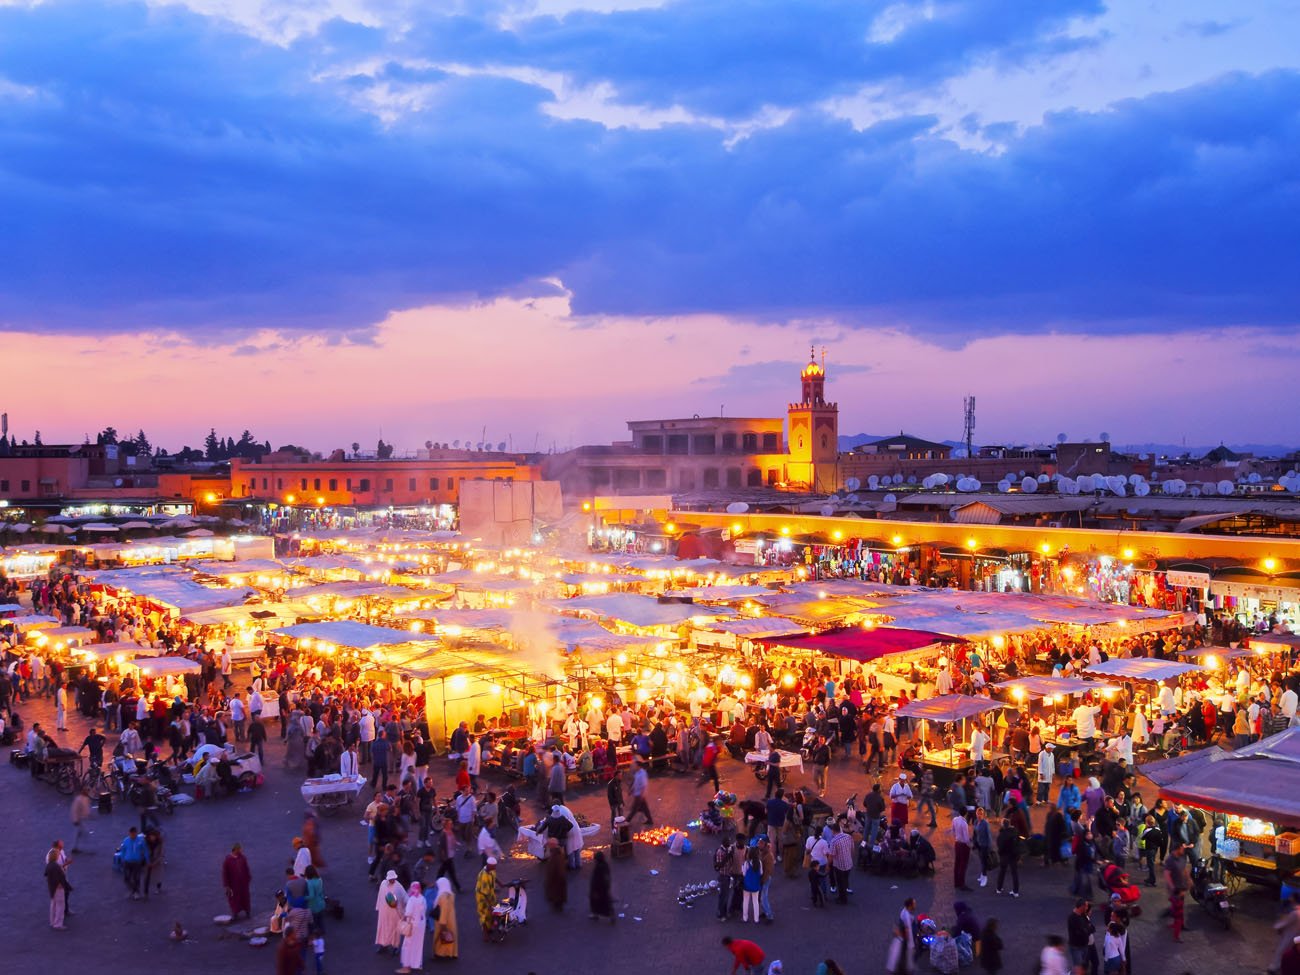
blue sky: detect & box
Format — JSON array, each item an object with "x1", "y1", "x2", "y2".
[{"x1": 1, "y1": 0, "x2": 1297, "y2": 449}]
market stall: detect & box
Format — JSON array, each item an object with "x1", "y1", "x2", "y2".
[
  {"x1": 1141, "y1": 727, "x2": 1300, "y2": 889},
  {"x1": 894, "y1": 694, "x2": 1007, "y2": 782}
]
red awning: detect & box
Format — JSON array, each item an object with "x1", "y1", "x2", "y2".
[{"x1": 755, "y1": 626, "x2": 965, "y2": 662}]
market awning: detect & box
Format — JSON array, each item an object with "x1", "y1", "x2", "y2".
[
  {"x1": 895, "y1": 695, "x2": 1007, "y2": 722},
  {"x1": 272, "y1": 620, "x2": 427, "y2": 651},
  {"x1": 1176, "y1": 645, "x2": 1255, "y2": 662},
  {"x1": 755, "y1": 626, "x2": 963, "y2": 663},
  {"x1": 1248, "y1": 633, "x2": 1300, "y2": 651},
  {"x1": 991, "y1": 675, "x2": 1117, "y2": 700},
  {"x1": 1084, "y1": 657, "x2": 1205, "y2": 682},
  {"x1": 1141, "y1": 728, "x2": 1300, "y2": 824}
]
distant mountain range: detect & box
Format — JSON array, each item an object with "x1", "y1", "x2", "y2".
[{"x1": 839, "y1": 433, "x2": 1298, "y2": 459}]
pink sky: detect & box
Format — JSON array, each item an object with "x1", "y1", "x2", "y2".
[{"x1": 5, "y1": 294, "x2": 1293, "y2": 453}]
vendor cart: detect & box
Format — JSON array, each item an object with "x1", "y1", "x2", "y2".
[
  {"x1": 300, "y1": 774, "x2": 367, "y2": 815},
  {"x1": 745, "y1": 748, "x2": 803, "y2": 784}
]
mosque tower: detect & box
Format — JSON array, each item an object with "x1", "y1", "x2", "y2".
[{"x1": 786, "y1": 347, "x2": 839, "y2": 491}]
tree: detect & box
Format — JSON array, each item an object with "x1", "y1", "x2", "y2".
[
  {"x1": 204, "y1": 428, "x2": 220, "y2": 460},
  {"x1": 351, "y1": 442, "x2": 360, "y2": 457},
  {"x1": 134, "y1": 430, "x2": 151, "y2": 455},
  {"x1": 97, "y1": 426, "x2": 118, "y2": 445},
  {"x1": 33, "y1": 430, "x2": 42, "y2": 445},
  {"x1": 376, "y1": 439, "x2": 394, "y2": 459}
]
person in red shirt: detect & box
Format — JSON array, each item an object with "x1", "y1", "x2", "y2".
[{"x1": 722, "y1": 935, "x2": 765, "y2": 974}]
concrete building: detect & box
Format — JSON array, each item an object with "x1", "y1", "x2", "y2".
[{"x1": 229, "y1": 451, "x2": 541, "y2": 508}]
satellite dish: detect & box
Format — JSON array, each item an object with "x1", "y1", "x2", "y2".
[
  {"x1": 845, "y1": 477, "x2": 861, "y2": 491},
  {"x1": 1201, "y1": 482, "x2": 1217, "y2": 496},
  {"x1": 934, "y1": 473, "x2": 949, "y2": 486},
  {"x1": 497, "y1": 441, "x2": 507, "y2": 452},
  {"x1": 892, "y1": 474, "x2": 904, "y2": 485},
  {"x1": 1100, "y1": 432, "x2": 1110, "y2": 442},
  {"x1": 847, "y1": 493, "x2": 860, "y2": 503},
  {"x1": 1134, "y1": 482, "x2": 1150, "y2": 497},
  {"x1": 1018, "y1": 470, "x2": 1026, "y2": 478},
  {"x1": 1107, "y1": 476, "x2": 1127, "y2": 494},
  {"x1": 1021, "y1": 477, "x2": 1038, "y2": 494},
  {"x1": 906, "y1": 475, "x2": 917, "y2": 484},
  {"x1": 867, "y1": 475, "x2": 880, "y2": 490},
  {"x1": 1218, "y1": 480, "x2": 1234, "y2": 495},
  {"x1": 1056, "y1": 433, "x2": 1068, "y2": 444},
  {"x1": 1189, "y1": 486, "x2": 1201, "y2": 497},
  {"x1": 453, "y1": 440, "x2": 460, "y2": 448},
  {"x1": 1248, "y1": 472, "x2": 1261, "y2": 484},
  {"x1": 820, "y1": 505, "x2": 836, "y2": 517},
  {"x1": 1037, "y1": 473, "x2": 1049, "y2": 484},
  {"x1": 113, "y1": 478, "x2": 123, "y2": 487},
  {"x1": 1138, "y1": 453, "x2": 1149, "y2": 461},
  {"x1": 725, "y1": 502, "x2": 749, "y2": 514},
  {"x1": 997, "y1": 481, "x2": 1010, "y2": 493},
  {"x1": 883, "y1": 493, "x2": 897, "y2": 503}
]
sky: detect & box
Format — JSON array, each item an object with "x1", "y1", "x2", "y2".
[{"x1": 1, "y1": 0, "x2": 1298, "y2": 453}]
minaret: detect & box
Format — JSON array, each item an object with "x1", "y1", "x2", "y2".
[{"x1": 786, "y1": 347, "x2": 839, "y2": 491}]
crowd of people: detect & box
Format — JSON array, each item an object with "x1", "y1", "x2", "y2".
[{"x1": 6, "y1": 559, "x2": 1300, "y2": 975}]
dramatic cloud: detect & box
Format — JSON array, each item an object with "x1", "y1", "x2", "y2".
[{"x1": 0, "y1": 0, "x2": 1297, "y2": 344}]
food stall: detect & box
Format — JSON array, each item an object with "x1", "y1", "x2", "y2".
[
  {"x1": 1141, "y1": 727, "x2": 1300, "y2": 891},
  {"x1": 894, "y1": 694, "x2": 1007, "y2": 785}
]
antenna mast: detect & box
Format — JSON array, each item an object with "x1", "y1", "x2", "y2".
[{"x1": 962, "y1": 396, "x2": 976, "y2": 459}]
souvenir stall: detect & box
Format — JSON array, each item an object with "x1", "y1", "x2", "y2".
[
  {"x1": 1142, "y1": 727, "x2": 1300, "y2": 891},
  {"x1": 753, "y1": 626, "x2": 967, "y2": 698}
]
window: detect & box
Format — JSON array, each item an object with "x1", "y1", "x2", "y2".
[
  {"x1": 429, "y1": 477, "x2": 440, "y2": 490},
  {"x1": 408, "y1": 478, "x2": 416, "y2": 492},
  {"x1": 359, "y1": 478, "x2": 370, "y2": 491},
  {"x1": 666, "y1": 434, "x2": 689, "y2": 455},
  {"x1": 614, "y1": 469, "x2": 641, "y2": 489},
  {"x1": 447, "y1": 477, "x2": 454, "y2": 489},
  {"x1": 641, "y1": 434, "x2": 663, "y2": 453},
  {"x1": 247, "y1": 479, "x2": 254, "y2": 492},
  {"x1": 721, "y1": 433, "x2": 738, "y2": 453},
  {"x1": 346, "y1": 478, "x2": 352, "y2": 491},
  {"x1": 678, "y1": 469, "x2": 696, "y2": 490},
  {"x1": 313, "y1": 478, "x2": 321, "y2": 490},
  {"x1": 261, "y1": 478, "x2": 268, "y2": 489},
  {"x1": 276, "y1": 478, "x2": 283, "y2": 489},
  {"x1": 21, "y1": 479, "x2": 31, "y2": 492},
  {"x1": 726, "y1": 468, "x2": 742, "y2": 488},
  {"x1": 746, "y1": 469, "x2": 763, "y2": 487},
  {"x1": 767, "y1": 469, "x2": 778, "y2": 486},
  {"x1": 384, "y1": 478, "x2": 394, "y2": 492},
  {"x1": 328, "y1": 479, "x2": 337, "y2": 491},
  {"x1": 702, "y1": 468, "x2": 719, "y2": 488},
  {"x1": 762, "y1": 433, "x2": 779, "y2": 452},
  {"x1": 741, "y1": 432, "x2": 758, "y2": 453},
  {"x1": 300, "y1": 478, "x2": 307, "y2": 490},
  {"x1": 0, "y1": 480, "x2": 8, "y2": 491},
  {"x1": 644, "y1": 469, "x2": 667, "y2": 489},
  {"x1": 692, "y1": 434, "x2": 716, "y2": 454}
]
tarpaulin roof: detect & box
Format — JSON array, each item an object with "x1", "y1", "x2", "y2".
[
  {"x1": 547, "y1": 594, "x2": 720, "y2": 629},
  {"x1": 991, "y1": 676, "x2": 1117, "y2": 699},
  {"x1": 895, "y1": 695, "x2": 1007, "y2": 722},
  {"x1": 1176, "y1": 645, "x2": 1254, "y2": 661},
  {"x1": 701, "y1": 618, "x2": 810, "y2": 640},
  {"x1": 1248, "y1": 633, "x2": 1300, "y2": 650},
  {"x1": 754, "y1": 626, "x2": 962, "y2": 662},
  {"x1": 1141, "y1": 728, "x2": 1300, "y2": 824},
  {"x1": 133, "y1": 656, "x2": 202, "y2": 676},
  {"x1": 75, "y1": 641, "x2": 167, "y2": 660},
  {"x1": 1084, "y1": 657, "x2": 1205, "y2": 682},
  {"x1": 273, "y1": 620, "x2": 427, "y2": 650},
  {"x1": 662, "y1": 585, "x2": 772, "y2": 602}
]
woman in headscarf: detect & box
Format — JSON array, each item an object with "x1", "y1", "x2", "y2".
[
  {"x1": 432, "y1": 876, "x2": 459, "y2": 958},
  {"x1": 397, "y1": 881, "x2": 426, "y2": 974},
  {"x1": 544, "y1": 837, "x2": 567, "y2": 911},
  {"x1": 375, "y1": 870, "x2": 407, "y2": 955},
  {"x1": 589, "y1": 850, "x2": 614, "y2": 922}
]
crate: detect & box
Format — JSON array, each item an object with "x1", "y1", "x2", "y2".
[
  {"x1": 1275, "y1": 833, "x2": 1300, "y2": 856},
  {"x1": 611, "y1": 820, "x2": 633, "y2": 859}
]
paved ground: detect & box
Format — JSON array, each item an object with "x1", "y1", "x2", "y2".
[{"x1": 1, "y1": 689, "x2": 1289, "y2": 975}]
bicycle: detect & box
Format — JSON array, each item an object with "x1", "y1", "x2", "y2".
[{"x1": 83, "y1": 763, "x2": 113, "y2": 794}]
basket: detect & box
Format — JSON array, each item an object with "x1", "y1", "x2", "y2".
[{"x1": 1275, "y1": 833, "x2": 1300, "y2": 856}]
